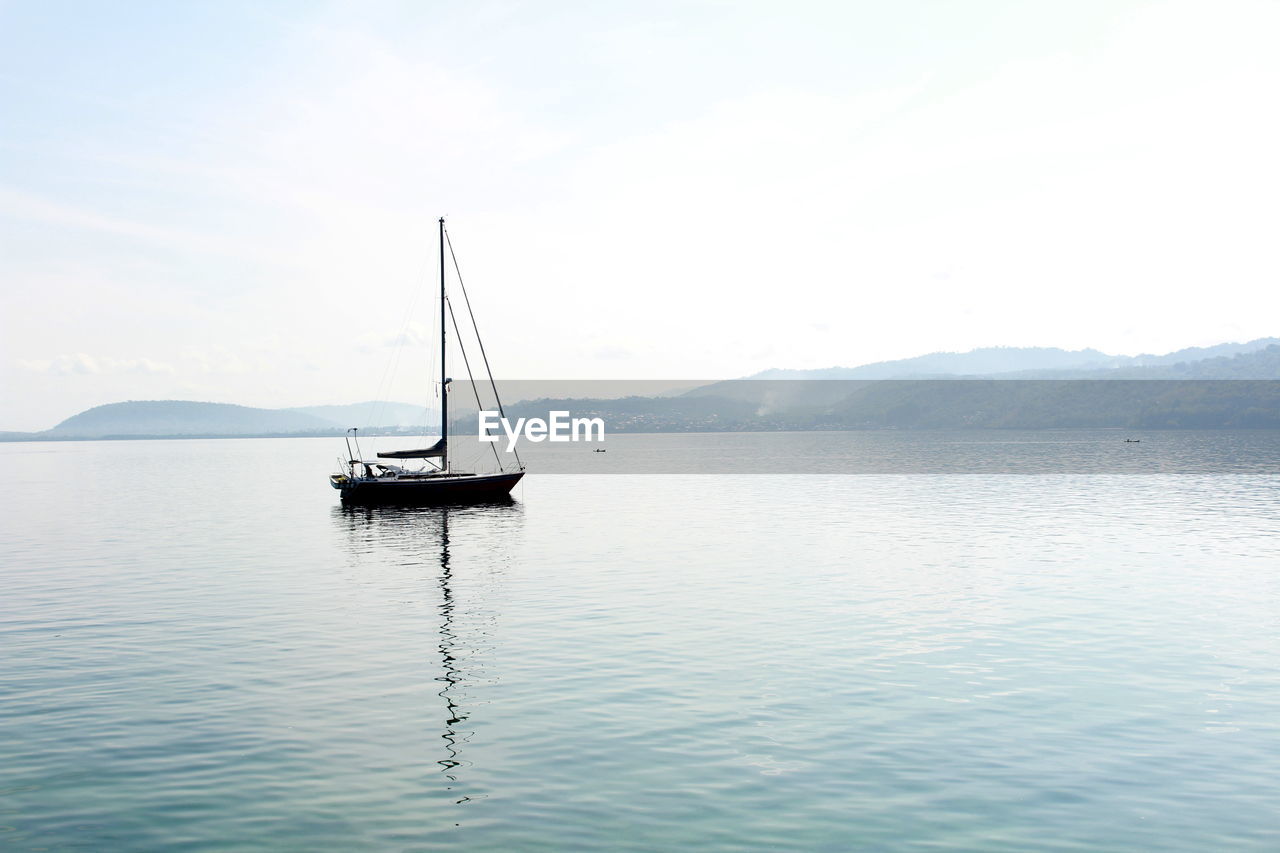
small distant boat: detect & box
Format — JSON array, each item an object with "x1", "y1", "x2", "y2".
[
  {"x1": 594, "y1": 448, "x2": 606, "y2": 453},
  {"x1": 1124, "y1": 438, "x2": 1141, "y2": 443},
  {"x1": 329, "y1": 218, "x2": 524, "y2": 504}
]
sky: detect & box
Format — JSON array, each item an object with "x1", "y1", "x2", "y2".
[{"x1": 2, "y1": 0, "x2": 1279, "y2": 430}]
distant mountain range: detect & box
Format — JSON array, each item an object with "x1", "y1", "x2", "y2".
[
  {"x1": 49, "y1": 401, "x2": 337, "y2": 438},
  {"x1": 286, "y1": 401, "x2": 431, "y2": 429},
  {"x1": 0, "y1": 400, "x2": 436, "y2": 441},
  {"x1": 749, "y1": 338, "x2": 1280, "y2": 379},
  {"x1": 4, "y1": 339, "x2": 1279, "y2": 440}
]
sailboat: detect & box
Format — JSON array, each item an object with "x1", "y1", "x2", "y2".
[{"x1": 329, "y1": 218, "x2": 525, "y2": 504}]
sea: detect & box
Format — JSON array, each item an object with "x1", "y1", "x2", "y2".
[{"x1": 2, "y1": 431, "x2": 1279, "y2": 850}]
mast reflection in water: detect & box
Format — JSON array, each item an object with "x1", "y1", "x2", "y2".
[
  {"x1": 333, "y1": 498, "x2": 522, "y2": 808},
  {"x1": 436, "y1": 506, "x2": 467, "y2": 794}
]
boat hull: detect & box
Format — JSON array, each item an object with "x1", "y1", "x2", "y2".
[{"x1": 337, "y1": 471, "x2": 525, "y2": 505}]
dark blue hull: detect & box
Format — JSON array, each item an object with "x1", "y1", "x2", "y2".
[{"x1": 338, "y1": 471, "x2": 524, "y2": 505}]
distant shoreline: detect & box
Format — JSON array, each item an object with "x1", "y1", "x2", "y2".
[
  {"x1": 15, "y1": 378, "x2": 1280, "y2": 439},
  {"x1": 6, "y1": 425, "x2": 1280, "y2": 444}
]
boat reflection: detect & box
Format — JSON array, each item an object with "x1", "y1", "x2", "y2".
[
  {"x1": 331, "y1": 499, "x2": 523, "y2": 802},
  {"x1": 435, "y1": 506, "x2": 466, "y2": 787}
]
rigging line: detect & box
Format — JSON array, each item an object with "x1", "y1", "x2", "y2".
[
  {"x1": 443, "y1": 227, "x2": 503, "y2": 412},
  {"x1": 444, "y1": 226, "x2": 522, "y2": 470},
  {"x1": 447, "y1": 296, "x2": 503, "y2": 471}
]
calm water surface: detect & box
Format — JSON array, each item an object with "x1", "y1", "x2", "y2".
[{"x1": 2, "y1": 433, "x2": 1279, "y2": 850}]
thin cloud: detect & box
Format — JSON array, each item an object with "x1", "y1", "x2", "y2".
[
  {"x1": 0, "y1": 186, "x2": 299, "y2": 269},
  {"x1": 18, "y1": 353, "x2": 177, "y2": 376},
  {"x1": 355, "y1": 323, "x2": 433, "y2": 353}
]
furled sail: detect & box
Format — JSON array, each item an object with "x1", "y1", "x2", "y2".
[{"x1": 377, "y1": 438, "x2": 446, "y2": 459}]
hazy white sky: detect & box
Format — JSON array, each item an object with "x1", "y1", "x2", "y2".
[{"x1": 3, "y1": 0, "x2": 1279, "y2": 429}]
